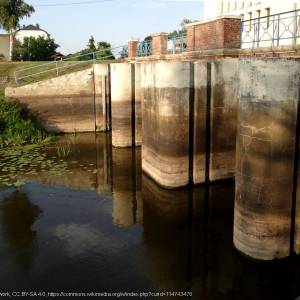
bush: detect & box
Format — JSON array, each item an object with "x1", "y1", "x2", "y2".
[
  {"x1": 0, "y1": 93, "x2": 54, "y2": 148},
  {"x1": 12, "y1": 36, "x2": 59, "y2": 61}
]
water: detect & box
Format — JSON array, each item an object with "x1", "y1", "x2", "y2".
[{"x1": 0, "y1": 133, "x2": 299, "y2": 299}]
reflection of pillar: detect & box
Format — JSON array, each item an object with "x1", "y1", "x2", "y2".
[
  {"x1": 233, "y1": 255, "x2": 295, "y2": 300},
  {"x1": 234, "y1": 59, "x2": 300, "y2": 261},
  {"x1": 112, "y1": 147, "x2": 142, "y2": 227},
  {"x1": 96, "y1": 133, "x2": 112, "y2": 195}
]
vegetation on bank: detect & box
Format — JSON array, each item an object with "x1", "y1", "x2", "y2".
[{"x1": 0, "y1": 92, "x2": 54, "y2": 148}]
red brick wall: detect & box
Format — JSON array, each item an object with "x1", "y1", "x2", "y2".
[
  {"x1": 186, "y1": 18, "x2": 241, "y2": 51},
  {"x1": 128, "y1": 40, "x2": 138, "y2": 58},
  {"x1": 152, "y1": 34, "x2": 168, "y2": 55}
]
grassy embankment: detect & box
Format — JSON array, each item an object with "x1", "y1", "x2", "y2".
[{"x1": 0, "y1": 62, "x2": 55, "y2": 148}]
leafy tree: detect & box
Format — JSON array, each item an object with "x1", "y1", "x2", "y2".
[
  {"x1": 168, "y1": 18, "x2": 199, "y2": 38},
  {"x1": 87, "y1": 35, "x2": 96, "y2": 52},
  {"x1": 97, "y1": 41, "x2": 114, "y2": 59},
  {"x1": 12, "y1": 36, "x2": 59, "y2": 61},
  {"x1": 0, "y1": 0, "x2": 34, "y2": 34}
]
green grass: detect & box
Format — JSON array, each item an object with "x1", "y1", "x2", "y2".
[
  {"x1": 0, "y1": 59, "x2": 116, "y2": 87},
  {"x1": 0, "y1": 91, "x2": 55, "y2": 148}
]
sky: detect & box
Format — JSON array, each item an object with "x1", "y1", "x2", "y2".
[{"x1": 13, "y1": 0, "x2": 204, "y2": 54}]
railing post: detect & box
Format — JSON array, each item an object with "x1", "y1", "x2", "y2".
[
  {"x1": 257, "y1": 17, "x2": 261, "y2": 48},
  {"x1": 128, "y1": 39, "x2": 138, "y2": 59},
  {"x1": 277, "y1": 14, "x2": 280, "y2": 46},
  {"x1": 151, "y1": 33, "x2": 168, "y2": 56}
]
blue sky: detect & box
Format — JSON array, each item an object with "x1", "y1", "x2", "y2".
[{"x1": 14, "y1": 0, "x2": 203, "y2": 54}]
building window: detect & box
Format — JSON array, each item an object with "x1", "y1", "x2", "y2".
[
  {"x1": 265, "y1": 8, "x2": 270, "y2": 28},
  {"x1": 256, "y1": 10, "x2": 261, "y2": 19}
]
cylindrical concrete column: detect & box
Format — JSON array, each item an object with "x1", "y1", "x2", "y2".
[
  {"x1": 210, "y1": 58, "x2": 239, "y2": 181},
  {"x1": 141, "y1": 61, "x2": 192, "y2": 188},
  {"x1": 135, "y1": 63, "x2": 142, "y2": 146},
  {"x1": 110, "y1": 62, "x2": 135, "y2": 147},
  {"x1": 234, "y1": 58, "x2": 300, "y2": 260},
  {"x1": 193, "y1": 61, "x2": 208, "y2": 184},
  {"x1": 93, "y1": 64, "x2": 110, "y2": 132}
]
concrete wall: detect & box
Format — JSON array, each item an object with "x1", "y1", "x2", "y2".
[
  {"x1": 234, "y1": 58, "x2": 300, "y2": 261},
  {"x1": 141, "y1": 61, "x2": 192, "y2": 188},
  {"x1": 5, "y1": 64, "x2": 110, "y2": 133},
  {"x1": 0, "y1": 34, "x2": 10, "y2": 61}
]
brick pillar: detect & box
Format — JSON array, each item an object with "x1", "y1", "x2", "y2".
[
  {"x1": 128, "y1": 39, "x2": 138, "y2": 59},
  {"x1": 151, "y1": 33, "x2": 168, "y2": 55},
  {"x1": 186, "y1": 16, "x2": 241, "y2": 51}
]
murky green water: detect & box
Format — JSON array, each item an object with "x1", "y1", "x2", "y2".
[{"x1": 0, "y1": 133, "x2": 299, "y2": 299}]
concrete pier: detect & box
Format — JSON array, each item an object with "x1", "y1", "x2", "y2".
[
  {"x1": 111, "y1": 62, "x2": 135, "y2": 147},
  {"x1": 210, "y1": 59, "x2": 239, "y2": 181},
  {"x1": 193, "y1": 61, "x2": 208, "y2": 184},
  {"x1": 141, "y1": 61, "x2": 193, "y2": 188},
  {"x1": 234, "y1": 58, "x2": 300, "y2": 260},
  {"x1": 94, "y1": 64, "x2": 111, "y2": 132}
]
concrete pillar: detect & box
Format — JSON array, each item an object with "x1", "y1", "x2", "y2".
[
  {"x1": 210, "y1": 58, "x2": 239, "y2": 181},
  {"x1": 110, "y1": 62, "x2": 135, "y2": 147},
  {"x1": 193, "y1": 61, "x2": 208, "y2": 184},
  {"x1": 234, "y1": 58, "x2": 300, "y2": 260},
  {"x1": 128, "y1": 39, "x2": 138, "y2": 59},
  {"x1": 93, "y1": 64, "x2": 110, "y2": 132},
  {"x1": 151, "y1": 33, "x2": 168, "y2": 56},
  {"x1": 141, "y1": 61, "x2": 193, "y2": 188},
  {"x1": 135, "y1": 63, "x2": 142, "y2": 146}
]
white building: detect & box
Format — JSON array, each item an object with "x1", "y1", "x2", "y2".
[
  {"x1": 203, "y1": 1, "x2": 300, "y2": 48},
  {"x1": 203, "y1": 1, "x2": 300, "y2": 21},
  {"x1": 13, "y1": 24, "x2": 49, "y2": 44}
]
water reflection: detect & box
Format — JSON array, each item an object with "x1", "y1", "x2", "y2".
[
  {"x1": 0, "y1": 134, "x2": 299, "y2": 298},
  {"x1": 0, "y1": 191, "x2": 42, "y2": 272}
]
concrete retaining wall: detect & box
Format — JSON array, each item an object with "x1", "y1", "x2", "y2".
[
  {"x1": 234, "y1": 58, "x2": 300, "y2": 260},
  {"x1": 5, "y1": 64, "x2": 110, "y2": 133}
]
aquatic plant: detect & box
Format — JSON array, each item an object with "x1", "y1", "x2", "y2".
[
  {"x1": 0, "y1": 93, "x2": 54, "y2": 148},
  {"x1": 56, "y1": 143, "x2": 72, "y2": 158}
]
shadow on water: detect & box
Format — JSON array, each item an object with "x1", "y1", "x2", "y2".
[
  {"x1": 0, "y1": 133, "x2": 299, "y2": 299},
  {"x1": 0, "y1": 191, "x2": 42, "y2": 272}
]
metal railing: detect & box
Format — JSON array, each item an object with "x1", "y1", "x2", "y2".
[
  {"x1": 137, "y1": 40, "x2": 152, "y2": 57},
  {"x1": 167, "y1": 33, "x2": 187, "y2": 54},
  {"x1": 241, "y1": 9, "x2": 300, "y2": 48},
  {"x1": 14, "y1": 45, "x2": 127, "y2": 85}
]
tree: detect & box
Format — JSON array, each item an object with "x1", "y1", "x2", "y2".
[
  {"x1": 12, "y1": 36, "x2": 59, "y2": 61},
  {"x1": 87, "y1": 36, "x2": 96, "y2": 53},
  {"x1": 97, "y1": 41, "x2": 114, "y2": 59},
  {"x1": 0, "y1": 0, "x2": 34, "y2": 34}
]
